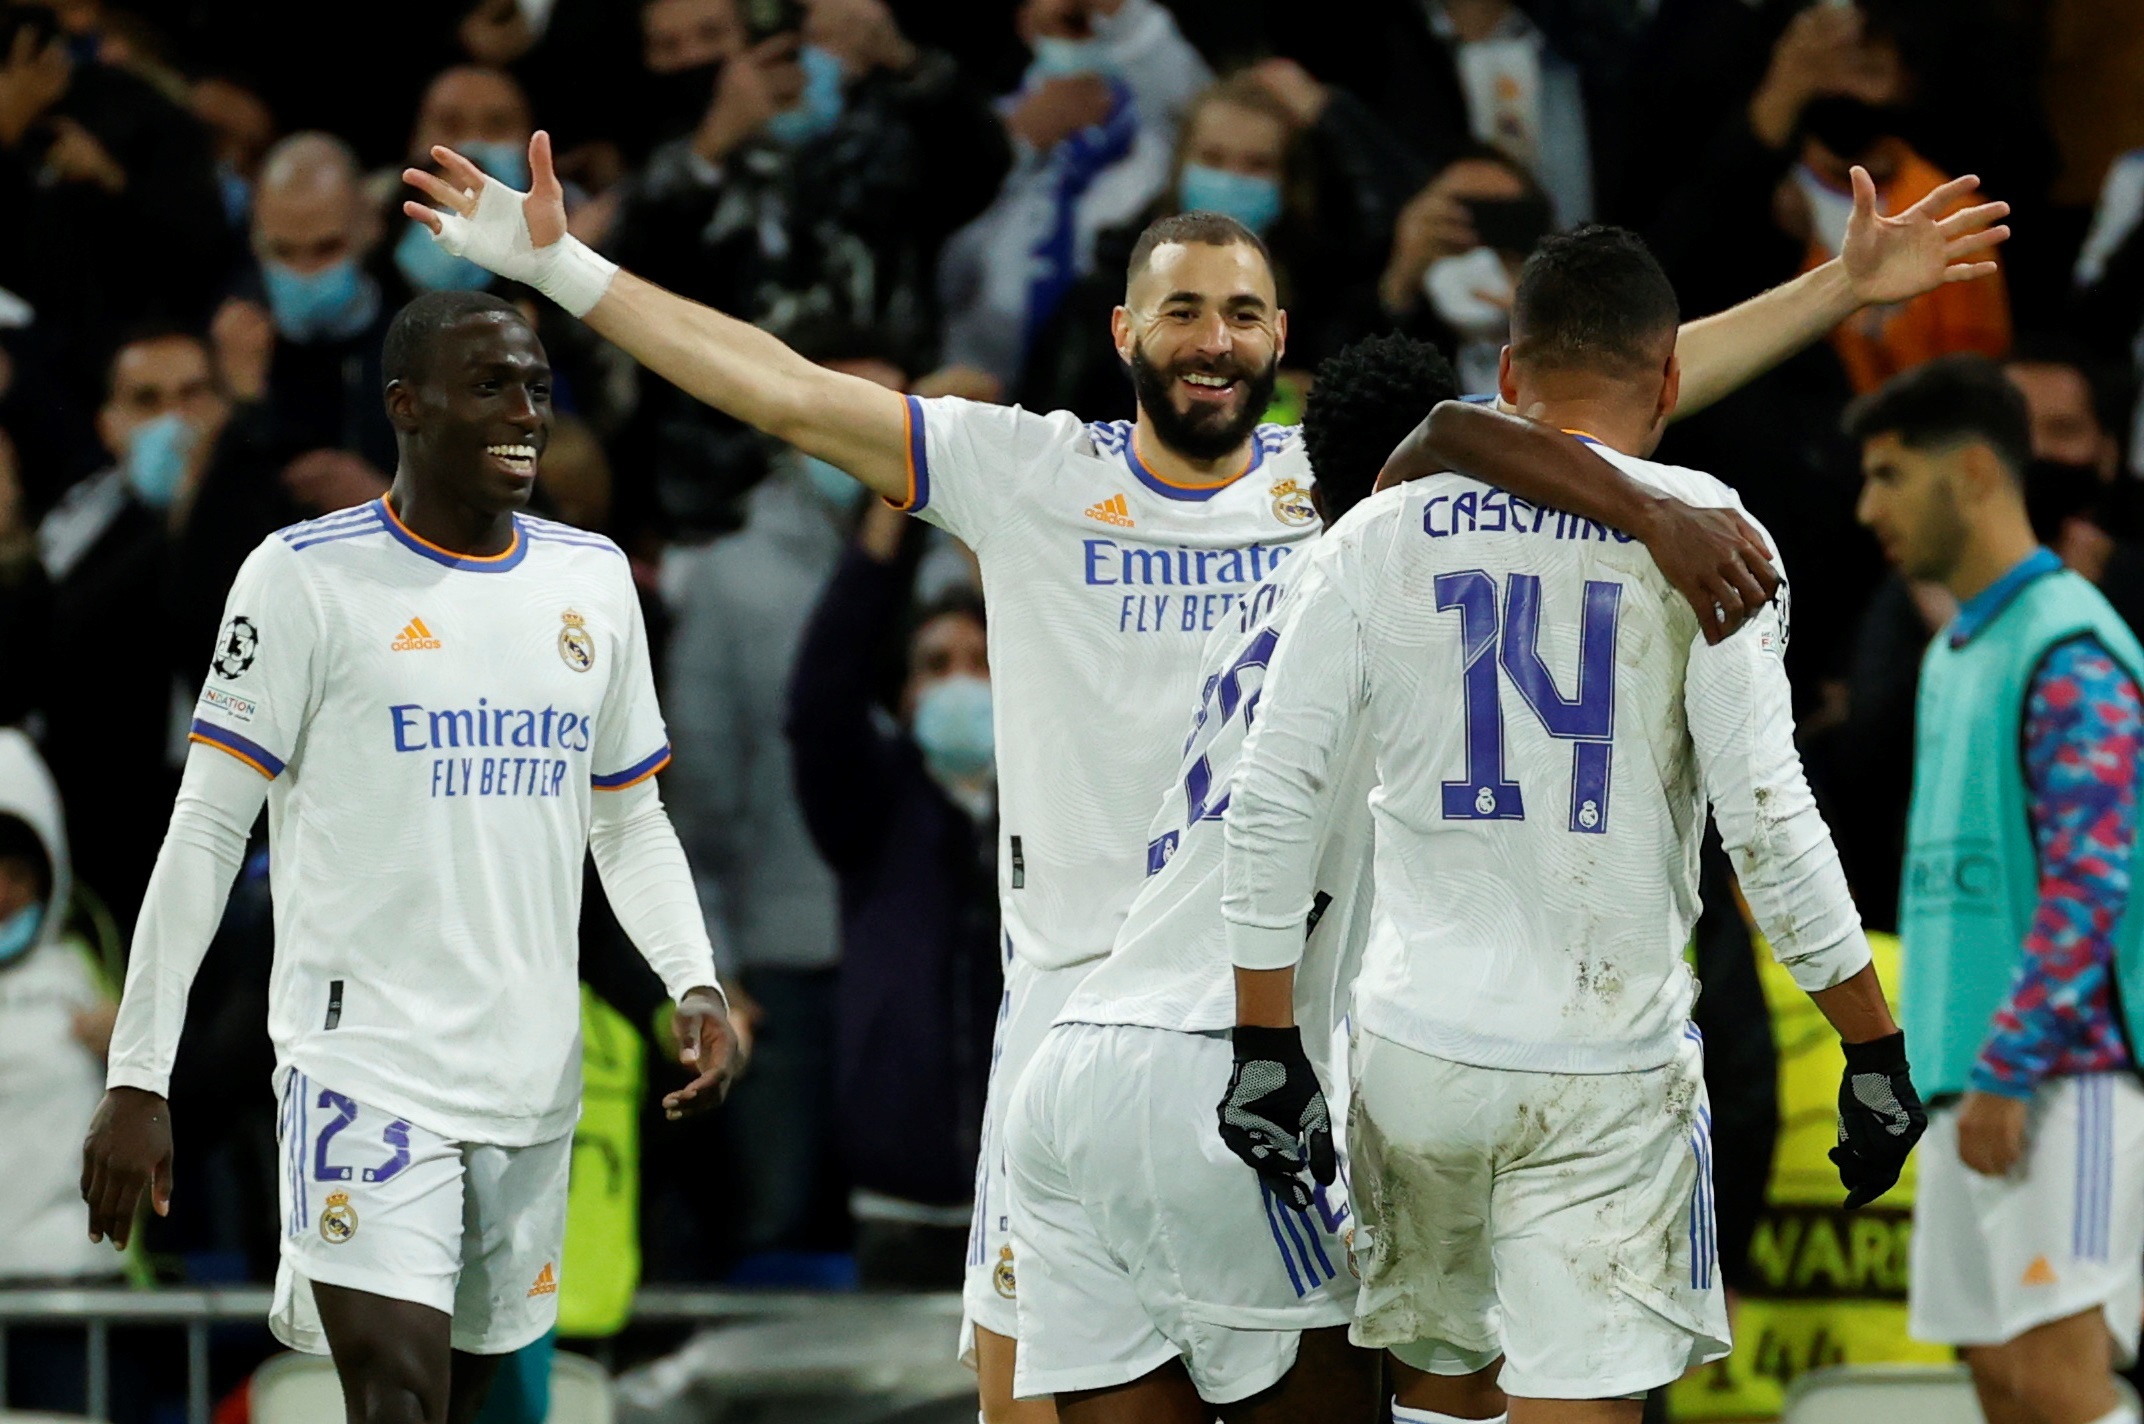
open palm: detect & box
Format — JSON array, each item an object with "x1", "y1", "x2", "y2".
[
  {"x1": 402, "y1": 130, "x2": 567, "y2": 251},
  {"x1": 1840, "y1": 165, "x2": 2010, "y2": 308}
]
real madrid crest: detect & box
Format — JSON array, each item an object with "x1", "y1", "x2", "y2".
[
  {"x1": 320, "y1": 1191, "x2": 357, "y2": 1243},
  {"x1": 558, "y1": 609, "x2": 595, "y2": 673},
  {"x1": 1270, "y1": 478, "x2": 1317, "y2": 527},
  {"x1": 993, "y1": 1244, "x2": 1017, "y2": 1299}
]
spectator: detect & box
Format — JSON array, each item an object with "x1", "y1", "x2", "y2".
[
  {"x1": 2002, "y1": 340, "x2": 2144, "y2": 631},
  {"x1": 448, "y1": 0, "x2": 644, "y2": 158},
  {"x1": 177, "y1": 131, "x2": 398, "y2": 666},
  {"x1": 610, "y1": 0, "x2": 1009, "y2": 538},
  {"x1": 935, "y1": 0, "x2": 1210, "y2": 388},
  {"x1": 786, "y1": 499, "x2": 998, "y2": 1290},
  {"x1": 0, "y1": 3, "x2": 226, "y2": 422},
  {"x1": 2072, "y1": 145, "x2": 2144, "y2": 474},
  {"x1": 658, "y1": 343, "x2": 902, "y2": 1256},
  {"x1": 189, "y1": 75, "x2": 277, "y2": 235},
  {"x1": 1279, "y1": 0, "x2": 1612, "y2": 232},
  {"x1": 18, "y1": 330, "x2": 228, "y2": 920},
  {"x1": 1378, "y1": 147, "x2": 1552, "y2": 393},
  {"x1": 1018, "y1": 65, "x2": 1420, "y2": 419},
  {"x1": 395, "y1": 66, "x2": 534, "y2": 295},
  {"x1": 0, "y1": 729, "x2": 123, "y2": 1413}
]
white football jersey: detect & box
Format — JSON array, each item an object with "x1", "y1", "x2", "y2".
[
  {"x1": 902, "y1": 396, "x2": 1319, "y2": 971},
  {"x1": 183, "y1": 500, "x2": 683, "y2": 1145},
  {"x1": 1059, "y1": 533, "x2": 1375, "y2": 1053},
  {"x1": 1223, "y1": 446, "x2": 1870, "y2": 1075}
]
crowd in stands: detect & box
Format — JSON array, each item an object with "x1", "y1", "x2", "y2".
[{"x1": 2, "y1": 0, "x2": 2143, "y2": 1413}]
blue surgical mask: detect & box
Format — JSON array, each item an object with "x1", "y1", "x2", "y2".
[
  {"x1": 395, "y1": 219, "x2": 496, "y2": 293},
  {"x1": 0, "y1": 903, "x2": 41, "y2": 967},
  {"x1": 913, "y1": 675, "x2": 993, "y2": 780},
  {"x1": 799, "y1": 454, "x2": 863, "y2": 511},
  {"x1": 1029, "y1": 35, "x2": 1111, "y2": 80},
  {"x1": 1178, "y1": 164, "x2": 1282, "y2": 236},
  {"x1": 124, "y1": 412, "x2": 198, "y2": 510},
  {"x1": 764, "y1": 45, "x2": 845, "y2": 146},
  {"x1": 459, "y1": 139, "x2": 531, "y2": 191},
  {"x1": 262, "y1": 257, "x2": 377, "y2": 342}
]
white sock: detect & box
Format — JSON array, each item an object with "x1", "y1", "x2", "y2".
[
  {"x1": 1391, "y1": 1401, "x2": 1507, "y2": 1424},
  {"x1": 2086, "y1": 1403, "x2": 2139, "y2": 1424}
]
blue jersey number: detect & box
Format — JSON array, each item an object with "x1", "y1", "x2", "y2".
[
  {"x1": 1149, "y1": 625, "x2": 1281, "y2": 873},
  {"x1": 1435, "y1": 570, "x2": 1623, "y2": 834}
]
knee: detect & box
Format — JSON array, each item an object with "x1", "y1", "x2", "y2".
[{"x1": 346, "y1": 1380, "x2": 436, "y2": 1424}]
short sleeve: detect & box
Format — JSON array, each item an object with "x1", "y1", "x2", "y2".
[
  {"x1": 187, "y1": 538, "x2": 320, "y2": 779},
  {"x1": 591, "y1": 578, "x2": 671, "y2": 791},
  {"x1": 896, "y1": 395, "x2": 1070, "y2": 546}
]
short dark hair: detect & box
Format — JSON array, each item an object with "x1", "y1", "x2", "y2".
[
  {"x1": 2005, "y1": 332, "x2": 2134, "y2": 443},
  {"x1": 1843, "y1": 354, "x2": 2033, "y2": 481},
  {"x1": 912, "y1": 583, "x2": 985, "y2": 641},
  {"x1": 1510, "y1": 225, "x2": 1679, "y2": 378},
  {"x1": 105, "y1": 324, "x2": 209, "y2": 400},
  {"x1": 1126, "y1": 211, "x2": 1271, "y2": 290},
  {"x1": 1301, "y1": 334, "x2": 1458, "y2": 523},
  {"x1": 383, "y1": 290, "x2": 529, "y2": 389}
]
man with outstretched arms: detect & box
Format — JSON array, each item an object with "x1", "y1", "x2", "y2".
[
  {"x1": 80, "y1": 292, "x2": 741, "y2": 1424},
  {"x1": 400, "y1": 134, "x2": 2002, "y2": 1420},
  {"x1": 1216, "y1": 229, "x2": 1930, "y2": 1424}
]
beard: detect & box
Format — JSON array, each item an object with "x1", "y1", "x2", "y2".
[{"x1": 1128, "y1": 345, "x2": 1278, "y2": 464}]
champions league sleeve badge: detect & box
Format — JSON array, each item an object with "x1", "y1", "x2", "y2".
[
  {"x1": 558, "y1": 609, "x2": 595, "y2": 673},
  {"x1": 212, "y1": 615, "x2": 259, "y2": 679}
]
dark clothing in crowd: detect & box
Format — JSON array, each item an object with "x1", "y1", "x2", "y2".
[{"x1": 787, "y1": 544, "x2": 998, "y2": 1217}]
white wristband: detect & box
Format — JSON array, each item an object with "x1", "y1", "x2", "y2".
[{"x1": 538, "y1": 236, "x2": 620, "y2": 320}]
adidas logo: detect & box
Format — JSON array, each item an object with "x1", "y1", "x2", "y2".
[
  {"x1": 2022, "y1": 1255, "x2": 2058, "y2": 1286},
  {"x1": 1086, "y1": 494, "x2": 1135, "y2": 528},
  {"x1": 391, "y1": 617, "x2": 442, "y2": 652},
  {"x1": 527, "y1": 1262, "x2": 557, "y2": 1297}
]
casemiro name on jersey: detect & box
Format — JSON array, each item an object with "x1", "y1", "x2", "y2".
[
  {"x1": 388, "y1": 698, "x2": 594, "y2": 799},
  {"x1": 1081, "y1": 537, "x2": 1296, "y2": 635}
]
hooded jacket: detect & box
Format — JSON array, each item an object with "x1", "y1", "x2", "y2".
[{"x1": 0, "y1": 728, "x2": 115, "y2": 1280}]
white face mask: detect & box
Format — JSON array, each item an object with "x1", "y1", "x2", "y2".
[
  {"x1": 1794, "y1": 165, "x2": 1857, "y2": 258},
  {"x1": 1424, "y1": 246, "x2": 1513, "y2": 342}
]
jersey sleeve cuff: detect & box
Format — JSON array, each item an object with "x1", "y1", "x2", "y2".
[
  {"x1": 1777, "y1": 926, "x2": 1873, "y2": 994},
  {"x1": 1228, "y1": 919, "x2": 1307, "y2": 972},
  {"x1": 884, "y1": 394, "x2": 932, "y2": 514},
  {"x1": 593, "y1": 743, "x2": 671, "y2": 790},
  {"x1": 189, "y1": 719, "x2": 286, "y2": 778},
  {"x1": 105, "y1": 1062, "x2": 172, "y2": 1098}
]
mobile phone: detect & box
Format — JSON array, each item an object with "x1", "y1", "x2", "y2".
[
  {"x1": 1465, "y1": 196, "x2": 1553, "y2": 255},
  {"x1": 739, "y1": 0, "x2": 805, "y2": 43}
]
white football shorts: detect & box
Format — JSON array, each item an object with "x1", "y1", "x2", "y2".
[
  {"x1": 1006, "y1": 1022, "x2": 1353, "y2": 1403},
  {"x1": 1910, "y1": 1072, "x2": 2144, "y2": 1362},
  {"x1": 270, "y1": 1067, "x2": 570, "y2": 1356},
  {"x1": 1348, "y1": 1025, "x2": 1729, "y2": 1400},
  {"x1": 960, "y1": 944, "x2": 1094, "y2": 1362}
]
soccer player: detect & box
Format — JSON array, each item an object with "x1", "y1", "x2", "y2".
[
  {"x1": 401, "y1": 134, "x2": 2001, "y2": 1422},
  {"x1": 1009, "y1": 334, "x2": 1747, "y2": 1422},
  {"x1": 79, "y1": 291, "x2": 741, "y2": 1424},
  {"x1": 1216, "y1": 228, "x2": 1929, "y2": 1424},
  {"x1": 1851, "y1": 357, "x2": 2144, "y2": 1424}
]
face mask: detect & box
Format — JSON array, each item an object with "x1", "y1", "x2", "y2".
[
  {"x1": 395, "y1": 219, "x2": 496, "y2": 293},
  {"x1": 913, "y1": 674, "x2": 993, "y2": 780},
  {"x1": 1029, "y1": 35, "x2": 1111, "y2": 80},
  {"x1": 262, "y1": 257, "x2": 375, "y2": 342},
  {"x1": 458, "y1": 140, "x2": 531, "y2": 191},
  {"x1": 123, "y1": 411, "x2": 199, "y2": 510},
  {"x1": 0, "y1": 903, "x2": 41, "y2": 967},
  {"x1": 799, "y1": 453, "x2": 863, "y2": 511},
  {"x1": 648, "y1": 61, "x2": 721, "y2": 142},
  {"x1": 764, "y1": 44, "x2": 845, "y2": 146},
  {"x1": 2026, "y1": 458, "x2": 2106, "y2": 544},
  {"x1": 1801, "y1": 97, "x2": 1897, "y2": 163},
  {"x1": 1793, "y1": 165, "x2": 1857, "y2": 258},
  {"x1": 1178, "y1": 164, "x2": 1282, "y2": 236},
  {"x1": 1424, "y1": 246, "x2": 1512, "y2": 342}
]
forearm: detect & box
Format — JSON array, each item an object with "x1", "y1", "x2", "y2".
[
  {"x1": 1808, "y1": 962, "x2": 1899, "y2": 1045},
  {"x1": 1234, "y1": 965, "x2": 1298, "y2": 1028},
  {"x1": 582, "y1": 271, "x2": 910, "y2": 497},
  {"x1": 588, "y1": 779, "x2": 724, "y2": 1005},
  {"x1": 106, "y1": 746, "x2": 265, "y2": 1096},
  {"x1": 1671, "y1": 261, "x2": 1854, "y2": 420}
]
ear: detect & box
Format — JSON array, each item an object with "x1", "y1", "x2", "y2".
[
  {"x1": 1655, "y1": 350, "x2": 1682, "y2": 428},
  {"x1": 1111, "y1": 304, "x2": 1135, "y2": 366},
  {"x1": 1272, "y1": 305, "x2": 1289, "y2": 365},
  {"x1": 385, "y1": 378, "x2": 421, "y2": 434},
  {"x1": 1959, "y1": 441, "x2": 2020, "y2": 507},
  {"x1": 1496, "y1": 345, "x2": 1517, "y2": 407}
]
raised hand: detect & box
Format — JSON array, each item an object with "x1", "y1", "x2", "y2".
[
  {"x1": 1842, "y1": 166, "x2": 2010, "y2": 308},
  {"x1": 403, "y1": 131, "x2": 617, "y2": 316}
]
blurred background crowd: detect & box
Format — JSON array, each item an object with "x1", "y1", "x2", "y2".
[{"x1": 2, "y1": 0, "x2": 2143, "y2": 1416}]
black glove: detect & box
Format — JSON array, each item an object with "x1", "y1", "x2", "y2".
[
  {"x1": 1828, "y1": 1031, "x2": 1928, "y2": 1208},
  {"x1": 1218, "y1": 1025, "x2": 1336, "y2": 1212}
]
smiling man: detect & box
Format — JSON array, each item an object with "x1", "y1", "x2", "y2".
[
  {"x1": 80, "y1": 290, "x2": 740, "y2": 1424},
  {"x1": 403, "y1": 131, "x2": 2007, "y2": 1423}
]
